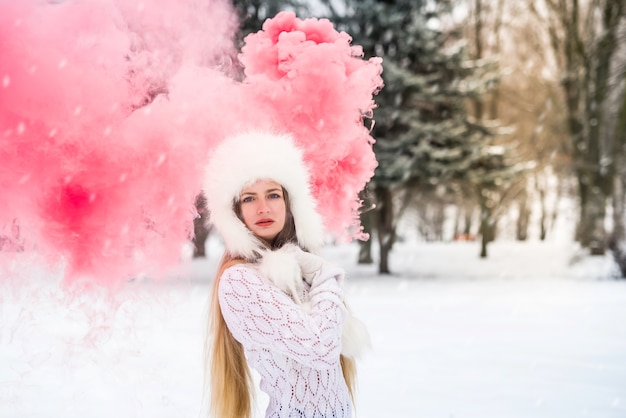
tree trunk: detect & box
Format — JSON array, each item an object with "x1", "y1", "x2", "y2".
[
  {"x1": 463, "y1": 204, "x2": 474, "y2": 236},
  {"x1": 532, "y1": 171, "x2": 549, "y2": 240},
  {"x1": 192, "y1": 192, "x2": 210, "y2": 258},
  {"x1": 577, "y1": 174, "x2": 608, "y2": 255},
  {"x1": 358, "y1": 239, "x2": 373, "y2": 264},
  {"x1": 478, "y1": 200, "x2": 491, "y2": 258},
  {"x1": 609, "y1": 170, "x2": 626, "y2": 276},
  {"x1": 479, "y1": 216, "x2": 488, "y2": 258},
  {"x1": 358, "y1": 202, "x2": 375, "y2": 264},
  {"x1": 609, "y1": 73, "x2": 626, "y2": 276},
  {"x1": 375, "y1": 185, "x2": 395, "y2": 274},
  {"x1": 539, "y1": 186, "x2": 547, "y2": 241},
  {"x1": 453, "y1": 205, "x2": 461, "y2": 240},
  {"x1": 549, "y1": 0, "x2": 623, "y2": 254},
  {"x1": 433, "y1": 200, "x2": 446, "y2": 242},
  {"x1": 548, "y1": 175, "x2": 563, "y2": 240},
  {"x1": 516, "y1": 186, "x2": 530, "y2": 241},
  {"x1": 575, "y1": 0, "x2": 619, "y2": 254},
  {"x1": 611, "y1": 173, "x2": 625, "y2": 245}
]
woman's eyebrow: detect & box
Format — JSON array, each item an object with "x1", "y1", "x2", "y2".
[{"x1": 241, "y1": 188, "x2": 281, "y2": 197}]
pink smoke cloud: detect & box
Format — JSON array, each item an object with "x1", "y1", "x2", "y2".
[{"x1": 0, "y1": 2, "x2": 382, "y2": 288}]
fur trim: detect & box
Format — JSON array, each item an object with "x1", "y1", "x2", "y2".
[
  {"x1": 204, "y1": 131, "x2": 325, "y2": 259},
  {"x1": 257, "y1": 245, "x2": 305, "y2": 304},
  {"x1": 341, "y1": 312, "x2": 371, "y2": 359}
]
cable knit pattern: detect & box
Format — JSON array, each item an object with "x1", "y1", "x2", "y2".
[{"x1": 218, "y1": 265, "x2": 352, "y2": 418}]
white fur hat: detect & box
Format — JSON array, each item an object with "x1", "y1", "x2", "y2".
[{"x1": 204, "y1": 131, "x2": 325, "y2": 259}]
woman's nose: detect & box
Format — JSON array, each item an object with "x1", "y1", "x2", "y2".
[{"x1": 256, "y1": 200, "x2": 270, "y2": 213}]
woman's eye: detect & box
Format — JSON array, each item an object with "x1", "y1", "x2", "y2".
[
  {"x1": 242, "y1": 196, "x2": 254, "y2": 203},
  {"x1": 268, "y1": 193, "x2": 282, "y2": 199}
]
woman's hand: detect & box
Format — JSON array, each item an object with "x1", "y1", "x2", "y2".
[{"x1": 293, "y1": 248, "x2": 343, "y2": 288}]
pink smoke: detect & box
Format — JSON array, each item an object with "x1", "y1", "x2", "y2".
[
  {"x1": 0, "y1": 2, "x2": 382, "y2": 288},
  {"x1": 239, "y1": 12, "x2": 383, "y2": 239}
]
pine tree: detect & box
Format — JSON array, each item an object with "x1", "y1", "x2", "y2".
[
  {"x1": 321, "y1": 0, "x2": 522, "y2": 270},
  {"x1": 231, "y1": 0, "x2": 310, "y2": 41}
]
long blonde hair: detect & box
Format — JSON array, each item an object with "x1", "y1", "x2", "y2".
[
  {"x1": 205, "y1": 193, "x2": 357, "y2": 418},
  {"x1": 206, "y1": 253, "x2": 253, "y2": 418}
]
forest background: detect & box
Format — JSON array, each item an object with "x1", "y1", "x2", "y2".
[{"x1": 190, "y1": 0, "x2": 626, "y2": 276}]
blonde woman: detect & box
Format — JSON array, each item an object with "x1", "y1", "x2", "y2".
[{"x1": 204, "y1": 132, "x2": 365, "y2": 418}]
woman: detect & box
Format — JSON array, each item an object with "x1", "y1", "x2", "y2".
[{"x1": 204, "y1": 131, "x2": 361, "y2": 418}]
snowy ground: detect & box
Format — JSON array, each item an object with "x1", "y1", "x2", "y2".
[{"x1": 2, "y1": 238, "x2": 626, "y2": 418}]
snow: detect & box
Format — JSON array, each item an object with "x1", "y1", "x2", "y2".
[{"x1": 2, "y1": 237, "x2": 626, "y2": 418}]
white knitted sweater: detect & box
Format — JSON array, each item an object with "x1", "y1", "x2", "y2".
[{"x1": 218, "y1": 264, "x2": 352, "y2": 418}]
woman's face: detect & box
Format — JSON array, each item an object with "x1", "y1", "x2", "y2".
[{"x1": 239, "y1": 179, "x2": 287, "y2": 242}]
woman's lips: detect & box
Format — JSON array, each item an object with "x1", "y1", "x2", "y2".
[{"x1": 255, "y1": 219, "x2": 274, "y2": 226}]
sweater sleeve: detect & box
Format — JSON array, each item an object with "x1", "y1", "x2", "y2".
[{"x1": 218, "y1": 264, "x2": 346, "y2": 370}]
